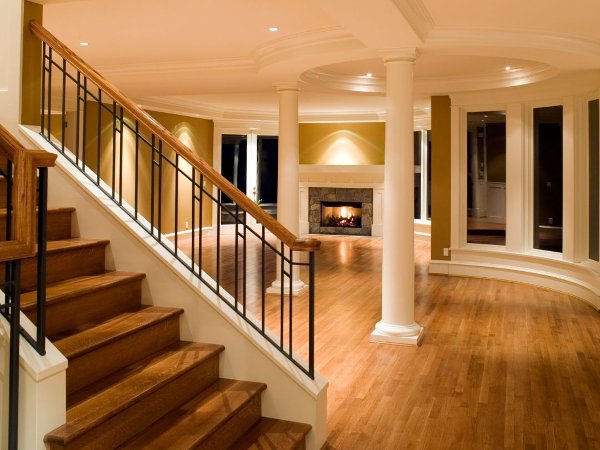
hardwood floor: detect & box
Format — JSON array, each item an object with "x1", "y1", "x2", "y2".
[{"x1": 174, "y1": 233, "x2": 600, "y2": 449}]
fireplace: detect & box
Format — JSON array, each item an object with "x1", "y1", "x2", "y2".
[
  {"x1": 309, "y1": 187, "x2": 372, "y2": 236},
  {"x1": 321, "y1": 202, "x2": 362, "y2": 228}
]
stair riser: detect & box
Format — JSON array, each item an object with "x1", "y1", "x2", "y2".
[
  {"x1": 24, "y1": 278, "x2": 142, "y2": 337},
  {"x1": 197, "y1": 395, "x2": 262, "y2": 450},
  {"x1": 0, "y1": 210, "x2": 72, "y2": 242},
  {"x1": 66, "y1": 315, "x2": 181, "y2": 394},
  {"x1": 47, "y1": 355, "x2": 221, "y2": 450},
  {"x1": 0, "y1": 244, "x2": 107, "y2": 290}
]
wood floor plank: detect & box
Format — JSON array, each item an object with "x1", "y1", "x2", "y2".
[{"x1": 172, "y1": 233, "x2": 600, "y2": 449}]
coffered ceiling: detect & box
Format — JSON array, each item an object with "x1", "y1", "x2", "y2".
[{"x1": 39, "y1": 0, "x2": 600, "y2": 123}]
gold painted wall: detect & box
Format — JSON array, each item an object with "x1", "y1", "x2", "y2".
[
  {"x1": 431, "y1": 96, "x2": 452, "y2": 261},
  {"x1": 61, "y1": 105, "x2": 214, "y2": 234},
  {"x1": 21, "y1": 1, "x2": 43, "y2": 125},
  {"x1": 299, "y1": 122, "x2": 385, "y2": 165}
]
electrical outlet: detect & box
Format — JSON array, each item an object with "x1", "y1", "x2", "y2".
[
  {"x1": 185, "y1": 221, "x2": 189, "y2": 229},
  {"x1": 548, "y1": 217, "x2": 553, "y2": 225},
  {"x1": 443, "y1": 248, "x2": 449, "y2": 257}
]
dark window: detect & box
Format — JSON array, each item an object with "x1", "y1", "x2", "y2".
[
  {"x1": 533, "y1": 105, "x2": 563, "y2": 252},
  {"x1": 589, "y1": 99, "x2": 599, "y2": 261},
  {"x1": 220, "y1": 134, "x2": 247, "y2": 204}
]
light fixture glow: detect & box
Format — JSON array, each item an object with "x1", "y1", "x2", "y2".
[
  {"x1": 79, "y1": 41, "x2": 89, "y2": 46},
  {"x1": 268, "y1": 26, "x2": 279, "y2": 32},
  {"x1": 505, "y1": 66, "x2": 511, "y2": 71},
  {"x1": 424, "y1": 107, "x2": 430, "y2": 110},
  {"x1": 366, "y1": 72, "x2": 373, "y2": 78}
]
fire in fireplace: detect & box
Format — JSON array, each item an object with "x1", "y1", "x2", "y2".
[{"x1": 321, "y1": 201, "x2": 362, "y2": 228}]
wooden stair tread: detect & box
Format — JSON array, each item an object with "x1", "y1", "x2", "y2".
[
  {"x1": 0, "y1": 206, "x2": 75, "y2": 217},
  {"x1": 45, "y1": 341, "x2": 225, "y2": 446},
  {"x1": 120, "y1": 379, "x2": 267, "y2": 449},
  {"x1": 230, "y1": 417, "x2": 312, "y2": 450},
  {"x1": 54, "y1": 305, "x2": 183, "y2": 358},
  {"x1": 46, "y1": 238, "x2": 110, "y2": 253},
  {"x1": 20, "y1": 271, "x2": 145, "y2": 310}
]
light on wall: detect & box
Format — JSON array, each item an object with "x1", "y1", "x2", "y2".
[{"x1": 268, "y1": 26, "x2": 279, "y2": 32}]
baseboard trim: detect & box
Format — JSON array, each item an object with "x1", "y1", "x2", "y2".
[{"x1": 429, "y1": 259, "x2": 600, "y2": 310}]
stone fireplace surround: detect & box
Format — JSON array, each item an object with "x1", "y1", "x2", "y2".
[
  {"x1": 299, "y1": 165, "x2": 384, "y2": 237},
  {"x1": 309, "y1": 187, "x2": 373, "y2": 235}
]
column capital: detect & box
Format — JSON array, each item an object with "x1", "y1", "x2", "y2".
[
  {"x1": 378, "y1": 48, "x2": 419, "y2": 64},
  {"x1": 273, "y1": 81, "x2": 300, "y2": 93}
]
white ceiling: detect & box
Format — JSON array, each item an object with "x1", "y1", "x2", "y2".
[{"x1": 41, "y1": 0, "x2": 600, "y2": 122}]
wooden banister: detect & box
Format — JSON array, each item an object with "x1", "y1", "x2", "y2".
[
  {"x1": 29, "y1": 20, "x2": 320, "y2": 252},
  {"x1": 0, "y1": 124, "x2": 56, "y2": 262}
]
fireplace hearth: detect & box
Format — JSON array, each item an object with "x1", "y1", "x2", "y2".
[{"x1": 309, "y1": 188, "x2": 372, "y2": 236}]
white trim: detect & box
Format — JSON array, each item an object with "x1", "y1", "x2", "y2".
[
  {"x1": 429, "y1": 255, "x2": 600, "y2": 311},
  {"x1": 163, "y1": 226, "x2": 212, "y2": 238}
]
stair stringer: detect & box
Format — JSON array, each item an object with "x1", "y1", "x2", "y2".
[{"x1": 21, "y1": 125, "x2": 328, "y2": 450}]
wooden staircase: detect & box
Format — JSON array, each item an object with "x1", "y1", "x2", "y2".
[{"x1": 11, "y1": 201, "x2": 311, "y2": 449}]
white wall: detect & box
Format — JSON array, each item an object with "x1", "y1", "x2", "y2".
[{"x1": 0, "y1": 0, "x2": 22, "y2": 134}]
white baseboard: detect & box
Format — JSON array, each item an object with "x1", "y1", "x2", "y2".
[{"x1": 429, "y1": 257, "x2": 600, "y2": 310}]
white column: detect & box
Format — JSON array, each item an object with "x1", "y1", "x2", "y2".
[
  {"x1": 267, "y1": 82, "x2": 306, "y2": 295},
  {"x1": 370, "y1": 49, "x2": 424, "y2": 346}
]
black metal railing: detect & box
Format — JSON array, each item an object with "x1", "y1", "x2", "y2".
[
  {"x1": 33, "y1": 21, "x2": 319, "y2": 379},
  {"x1": 0, "y1": 136, "x2": 53, "y2": 450}
]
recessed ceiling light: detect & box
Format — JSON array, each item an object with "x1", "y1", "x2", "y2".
[
  {"x1": 505, "y1": 66, "x2": 511, "y2": 71},
  {"x1": 424, "y1": 107, "x2": 430, "y2": 110},
  {"x1": 268, "y1": 26, "x2": 279, "y2": 32},
  {"x1": 366, "y1": 72, "x2": 373, "y2": 78},
  {"x1": 79, "y1": 42, "x2": 89, "y2": 46}
]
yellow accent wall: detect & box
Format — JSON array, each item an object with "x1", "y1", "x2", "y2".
[
  {"x1": 58, "y1": 105, "x2": 213, "y2": 234},
  {"x1": 299, "y1": 122, "x2": 385, "y2": 165},
  {"x1": 21, "y1": 1, "x2": 43, "y2": 125},
  {"x1": 431, "y1": 96, "x2": 451, "y2": 261}
]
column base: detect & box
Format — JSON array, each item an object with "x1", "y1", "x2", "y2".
[
  {"x1": 266, "y1": 279, "x2": 308, "y2": 297},
  {"x1": 370, "y1": 321, "x2": 424, "y2": 346}
]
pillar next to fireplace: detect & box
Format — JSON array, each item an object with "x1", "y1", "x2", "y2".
[{"x1": 309, "y1": 187, "x2": 373, "y2": 236}]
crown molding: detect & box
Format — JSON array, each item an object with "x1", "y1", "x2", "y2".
[
  {"x1": 391, "y1": 0, "x2": 435, "y2": 42},
  {"x1": 427, "y1": 27, "x2": 600, "y2": 59},
  {"x1": 97, "y1": 57, "x2": 256, "y2": 76}
]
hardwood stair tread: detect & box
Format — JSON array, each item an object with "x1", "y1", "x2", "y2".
[
  {"x1": 45, "y1": 341, "x2": 225, "y2": 446},
  {"x1": 54, "y1": 305, "x2": 183, "y2": 358},
  {"x1": 230, "y1": 417, "x2": 312, "y2": 450},
  {"x1": 20, "y1": 271, "x2": 145, "y2": 310},
  {"x1": 46, "y1": 238, "x2": 110, "y2": 253},
  {"x1": 0, "y1": 206, "x2": 75, "y2": 217},
  {"x1": 120, "y1": 378, "x2": 267, "y2": 449}
]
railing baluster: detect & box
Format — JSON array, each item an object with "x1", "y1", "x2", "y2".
[
  {"x1": 61, "y1": 58, "x2": 66, "y2": 153},
  {"x1": 309, "y1": 251, "x2": 315, "y2": 378},
  {"x1": 36, "y1": 168, "x2": 48, "y2": 355},
  {"x1": 134, "y1": 120, "x2": 139, "y2": 219},
  {"x1": 280, "y1": 242, "x2": 284, "y2": 349},
  {"x1": 243, "y1": 211, "x2": 247, "y2": 317},
  {"x1": 261, "y1": 226, "x2": 265, "y2": 333},
  {"x1": 199, "y1": 174, "x2": 204, "y2": 276},
  {"x1": 47, "y1": 47, "x2": 52, "y2": 142},
  {"x1": 41, "y1": 42, "x2": 46, "y2": 135},
  {"x1": 75, "y1": 71, "x2": 81, "y2": 164},
  {"x1": 111, "y1": 100, "x2": 117, "y2": 198},
  {"x1": 96, "y1": 89, "x2": 101, "y2": 184},
  {"x1": 118, "y1": 106, "x2": 124, "y2": 206},
  {"x1": 191, "y1": 168, "x2": 196, "y2": 273},
  {"x1": 81, "y1": 76, "x2": 88, "y2": 171},
  {"x1": 216, "y1": 194, "x2": 221, "y2": 295},
  {"x1": 157, "y1": 140, "x2": 162, "y2": 240},
  {"x1": 289, "y1": 249, "x2": 293, "y2": 356},
  {"x1": 234, "y1": 204, "x2": 239, "y2": 311},
  {"x1": 174, "y1": 154, "x2": 179, "y2": 256},
  {"x1": 150, "y1": 134, "x2": 155, "y2": 236}
]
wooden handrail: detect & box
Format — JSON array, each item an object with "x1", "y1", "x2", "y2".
[
  {"x1": 29, "y1": 20, "x2": 320, "y2": 252},
  {"x1": 0, "y1": 124, "x2": 56, "y2": 262}
]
